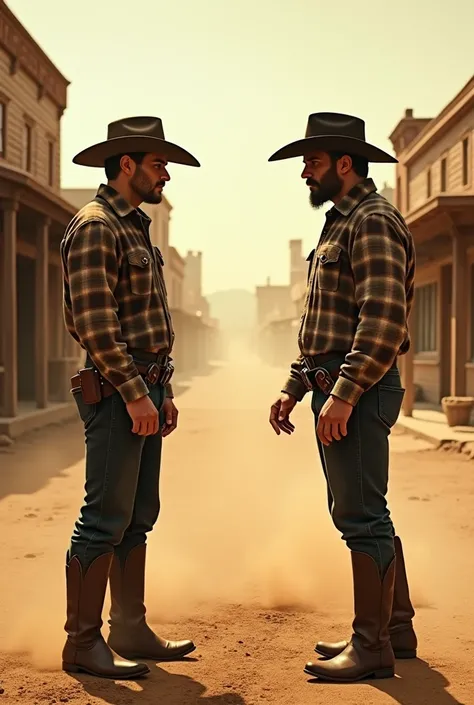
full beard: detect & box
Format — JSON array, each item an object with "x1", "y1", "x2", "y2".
[
  {"x1": 130, "y1": 169, "x2": 164, "y2": 204},
  {"x1": 308, "y1": 165, "x2": 343, "y2": 209}
]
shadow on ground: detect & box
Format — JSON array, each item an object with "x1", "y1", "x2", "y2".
[
  {"x1": 373, "y1": 658, "x2": 466, "y2": 705},
  {"x1": 67, "y1": 662, "x2": 247, "y2": 705},
  {"x1": 0, "y1": 418, "x2": 84, "y2": 501},
  {"x1": 308, "y1": 657, "x2": 466, "y2": 705}
]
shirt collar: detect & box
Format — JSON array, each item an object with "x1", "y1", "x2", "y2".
[
  {"x1": 330, "y1": 178, "x2": 377, "y2": 218},
  {"x1": 95, "y1": 183, "x2": 151, "y2": 223}
]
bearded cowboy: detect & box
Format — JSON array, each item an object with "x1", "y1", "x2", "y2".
[
  {"x1": 268, "y1": 112, "x2": 417, "y2": 683},
  {"x1": 60, "y1": 116, "x2": 200, "y2": 679}
]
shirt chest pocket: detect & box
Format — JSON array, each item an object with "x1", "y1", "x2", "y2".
[
  {"x1": 127, "y1": 248, "x2": 153, "y2": 296},
  {"x1": 316, "y1": 244, "x2": 342, "y2": 292}
]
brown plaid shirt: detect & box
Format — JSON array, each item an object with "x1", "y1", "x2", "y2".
[
  {"x1": 283, "y1": 178, "x2": 415, "y2": 405},
  {"x1": 61, "y1": 184, "x2": 175, "y2": 403}
]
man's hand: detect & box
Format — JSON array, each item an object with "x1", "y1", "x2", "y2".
[
  {"x1": 161, "y1": 397, "x2": 178, "y2": 437},
  {"x1": 126, "y1": 395, "x2": 159, "y2": 436},
  {"x1": 269, "y1": 393, "x2": 297, "y2": 435},
  {"x1": 317, "y1": 395, "x2": 353, "y2": 446}
]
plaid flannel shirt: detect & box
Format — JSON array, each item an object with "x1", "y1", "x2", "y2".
[
  {"x1": 283, "y1": 178, "x2": 415, "y2": 405},
  {"x1": 60, "y1": 184, "x2": 175, "y2": 403}
]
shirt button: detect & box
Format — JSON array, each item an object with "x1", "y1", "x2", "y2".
[{"x1": 141, "y1": 256, "x2": 149, "y2": 265}]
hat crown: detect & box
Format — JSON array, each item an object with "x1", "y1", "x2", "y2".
[
  {"x1": 305, "y1": 112, "x2": 366, "y2": 141},
  {"x1": 107, "y1": 116, "x2": 165, "y2": 141}
]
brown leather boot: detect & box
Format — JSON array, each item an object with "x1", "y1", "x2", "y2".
[
  {"x1": 314, "y1": 536, "x2": 417, "y2": 660},
  {"x1": 304, "y1": 551, "x2": 396, "y2": 682},
  {"x1": 107, "y1": 544, "x2": 196, "y2": 661},
  {"x1": 62, "y1": 552, "x2": 150, "y2": 679}
]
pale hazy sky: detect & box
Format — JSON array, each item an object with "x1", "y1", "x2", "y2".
[{"x1": 8, "y1": 0, "x2": 474, "y2": 295}]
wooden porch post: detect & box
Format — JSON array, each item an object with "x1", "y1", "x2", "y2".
[
  {"x1": 35, "y1": 217, "x2": 50, "y2": 409},
  {"x1": 451, "y1": 228, "x2": 467, "y2": 395},
  {"x1": 2, "y1": 199, "x2": 19, "y2": 418}
]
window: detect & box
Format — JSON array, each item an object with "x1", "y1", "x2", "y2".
[
  {"x1": 48, "y1": 140, "x2": 54, "y2": 186},
  {"x1": 396, "y1": 176, "x2": 401, "y2": 210},
  {"x1": 426, "y1": 168, "x2": 431, "y2": 198},
  {"x1": 415, "y1": 283, "x2": 438, "y2": 353},
  {"x1": 462, "y1": 137, "x2": 470, "y2": 186},
  {"x1": 23, "y1": 123, "x2": 32, "y2": 172},
  {"x1": 0, "y1": 102, "x2": 5, "y2": 158},
  {"x1": 440, "y1": 157, "x2": 447, "y2": 192}
]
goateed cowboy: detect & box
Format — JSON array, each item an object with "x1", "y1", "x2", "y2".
[
  {"x1": 60, "y1": 116, "x2": 200, "y2": 680},
  {"x1": 268, "y1": 113, "x2": 417, "y2": 683}
]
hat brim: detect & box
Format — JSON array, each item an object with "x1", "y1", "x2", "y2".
[
  {"x1": 73, "y1": 135, "x2": 200, "y2": 168},
  {"x1": 268, "y1": 135, "x2": 397, "y2": 164}
]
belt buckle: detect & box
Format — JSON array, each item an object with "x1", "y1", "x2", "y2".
[
  {"x1": 161, "y1": 362, "x2": 174, "y2": 386},
  {"x1": 314, "y1": 367, "x2": 335, "y2": 395},
  {"x1": 299, "y1": 366, "x2": 313, "y2": 390},
  {"x1": 299, "y1": 357, "x2": 316, "y2": 390},
  {"x1": 146, "y1": 362, "x2": 160, "y2": 385}
]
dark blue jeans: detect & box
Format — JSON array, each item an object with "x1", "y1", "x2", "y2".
[
  {"x1": 311, "y1": 358, "x2": 405, "y2": 575},
  {"x1": 69, "y1": 381, "x2": 165, "y2": 570}
]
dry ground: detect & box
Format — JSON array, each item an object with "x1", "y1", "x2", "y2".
[{"x1": 0, "y1": 356, "x2": 473, "y2": 705}]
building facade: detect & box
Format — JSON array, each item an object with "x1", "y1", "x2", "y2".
[
  {"x1": 0, "y1": 0, "x2": 83, "y2": 438},
  {"x1": 255, "y1": 239, "x2": 308, "y2": 366},
  {"x1": 389, "y1": 75, "x2": 474, "y2": 414}
]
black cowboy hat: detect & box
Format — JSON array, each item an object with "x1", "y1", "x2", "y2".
[
  {"x1": 269, "y1": 112, "x2": 397, "y2": 164},
  {"x1": 72, "y1": 116, "x2": 200, "y2": 168}
]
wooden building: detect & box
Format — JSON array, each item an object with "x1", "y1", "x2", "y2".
[
  {"x1": 389, "y1": 75, "x2": 474, "y2": 415},
  {"x1": 0, "y1": 0, "x2": 81, "y2": 438}
]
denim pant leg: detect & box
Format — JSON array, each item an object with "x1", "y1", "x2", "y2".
[
  {"x1": 115, "y1": 384, "x2": 165, "y2": 565},
  {"x1": 312, "y1": 368, "x2": 404, "y2": 575},
  {"x1": 316, "y1": 437, "x2": 334, "y2": 517},
  {"x1": 70, "y1": 388, "x2": 147, "y2": 570}
]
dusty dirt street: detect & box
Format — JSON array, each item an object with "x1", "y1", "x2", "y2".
[{"x1": 0, "y1": 355, "x2": 473, "y2": 705}]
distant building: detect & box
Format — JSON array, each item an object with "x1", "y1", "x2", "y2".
[
  {"x1": 255, "y1": 278, "x2": 293, "y2": 327},
  {"x1": 183, "y1": 250, "x2": 211, "y2": 321},
  {"x1": 380, "y1": 182, "x2": 394, "y2": 204},
  {"x1": 389, "y1": 75, "x2": 474, "y2": 414},
  {"x1": 255, "y1": 239, "x2": 308, "y2": 366},
  {"x1": 0, "y1": 0, "x2": 80, "y2": 438}
]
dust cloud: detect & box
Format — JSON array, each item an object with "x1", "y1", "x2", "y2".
[{"x1": 1, "y1": 336, "x2": 436, "y2": 671}]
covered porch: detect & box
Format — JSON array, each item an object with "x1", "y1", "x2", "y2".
[
  {"x1": 0, "y1": 165, "x2": 82, "y2": 439},
  {"x1": 400, "y1": 194, "x2": 474, "y2": 420}
]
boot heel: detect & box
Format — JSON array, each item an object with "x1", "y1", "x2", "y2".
[
  {"x1": 62, "y1": 662, "x2": 81, "y2": 673},
  {"x1": 373, "y1": 667, "x2": 394, "y2": 679}
]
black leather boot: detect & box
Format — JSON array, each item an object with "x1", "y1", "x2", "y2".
[
  {"x1": 314, "y1": 536, "x2": 417, "y2": 660},
  {"x1": 305, "y1": 551, "x2": 396, "y2": 682},
  {"x1": 62, "y1": 552, "x2": 149, "y2": 679},
  {"x1": 107, "y1": 544, "x2": 196, "y2": 661}
]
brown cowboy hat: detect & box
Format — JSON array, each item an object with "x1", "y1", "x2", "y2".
[
  {"x1": 268, "y1": 112, "x2": 397, "y2": 164},
  {"x1": 72, "y1": 116, "x2": 200, "y2": 168}
]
